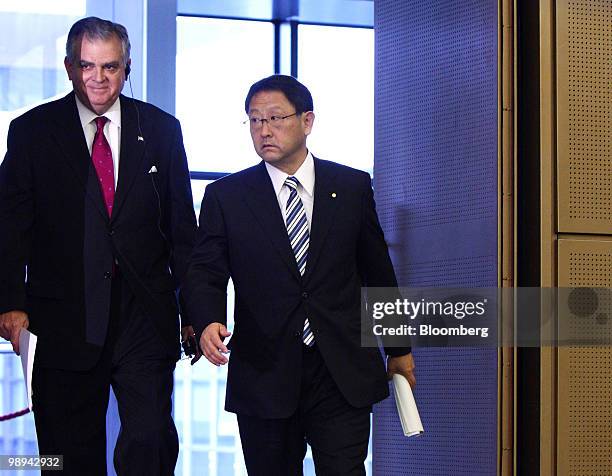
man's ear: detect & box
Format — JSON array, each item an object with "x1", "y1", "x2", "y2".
[{"x1": 303, "y1": 111, "x2": 315, "y2": 136}]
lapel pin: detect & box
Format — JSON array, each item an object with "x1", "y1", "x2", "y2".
[
  {"x1": 331, "y1": 192, "x2": 337, "y2": 198},
  {"x1": 138, "y1": 136, "x2": 144, "y2": 141}
]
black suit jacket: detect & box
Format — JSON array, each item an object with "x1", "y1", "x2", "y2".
[
  {"x1": 183, "y1": 158, "x2": 409, "y2": 418},
  {"x1": 0, "y1": 92, "x2": 196, "y2": 370}
]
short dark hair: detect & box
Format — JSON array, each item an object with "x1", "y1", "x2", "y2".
[
  {"x1": 66, "y1": 17, "x2": 131, "y2": 65},
  {"x1": 245, "y1": 75, "x2": 313, "y2": 114}
]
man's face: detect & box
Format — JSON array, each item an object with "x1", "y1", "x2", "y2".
[
  {"x1": 248, "y1": 90, "x2": 314, "y2": 173},
  {"x1": 64, "y1": 35, "x2": 128, "y2": 115}
]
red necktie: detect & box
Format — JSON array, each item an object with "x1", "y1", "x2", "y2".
[{"x1": 91, "y1": 116, "x2": 115, "y2": 217}]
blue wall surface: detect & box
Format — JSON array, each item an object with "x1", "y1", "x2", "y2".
[{"x1": 373, "y1": 1, "x2": 499, "y2": 474}]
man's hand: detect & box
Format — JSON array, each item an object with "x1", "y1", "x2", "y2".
[
  {"x1": 181, "y1": 325, "x2": 202, "y2": 365},
  {"x1": 0, "y1": 310, "x2": 29, "y2": 355},
  {"x1": 181, "y1": 325, "x2": 195, "y2": 344},
  {"x1": 387, "y1": 353, "x2": 416, "y2": 389},
  {"x1": 200, "y1": 323, "x2": 231, "y2": 366}
]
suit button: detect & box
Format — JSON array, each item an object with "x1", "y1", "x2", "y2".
[
  {"x1": 109, "y1": 229, "x2": 115, "y2": 236},
  {"x1": 104, "y1": 271, "x2": 112, "y2": 279},
  {"x1": 302, "y1": 292, "x2": 308, "y2": 299},
  {"x1": 294, "y1": 331, "x2": 301, "y2": 337}
]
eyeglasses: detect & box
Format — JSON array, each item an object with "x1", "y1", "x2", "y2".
[{"x1": 243, "y1": 112, "x2": 298, "y2": 129}]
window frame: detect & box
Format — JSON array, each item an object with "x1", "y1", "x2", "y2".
[{"x1": 176, "y1": 10, "x2": 374, "y2": 180}]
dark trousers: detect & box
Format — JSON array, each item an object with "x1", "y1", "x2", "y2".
[
  {"x1": 32, "y1": 272, "x2": 179, "y2": 476},
  {"x1": 237, "y1": 345, "x2": 371, "y2": 476}
]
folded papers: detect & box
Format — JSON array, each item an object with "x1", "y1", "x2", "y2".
[
  {"x1": 392, "y1": 374, "x2": 424, "y2": 437},
  {"x1": 19, "y1": 329, "x2": 37, "y2": 410}
]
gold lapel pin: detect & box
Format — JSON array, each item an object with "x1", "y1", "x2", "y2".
[{"x1": 331, "y1": 192, "x2": 337, "y2": 198}]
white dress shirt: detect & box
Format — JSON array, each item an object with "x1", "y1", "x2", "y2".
[
  {"x1": 75, "y1": 95, "x2": 122, "y2": 187},
  {"x1": 265, "y1": 151, "x2": 315, "y2": 230}
]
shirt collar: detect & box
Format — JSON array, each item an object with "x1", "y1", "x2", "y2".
[
  {"x1": 265, "y1": 151, "x2": 315, "y2": 198},
  {"x1": 75, "y1": 94, "x2": 122, "y2": 129}
]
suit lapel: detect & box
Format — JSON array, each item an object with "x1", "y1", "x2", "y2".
[
  {"x1": 303, "y1": 158, "x2": 340, "y2": 281},
  {"x1": 49, "y1": 93, "x2": 108, "y2": 220},
  {"x1": 243, "y1": 163, "x2": 301, "y2": 280},
  {"x1": 111, "y1": 95, "x2": 146, "y2": 221}
]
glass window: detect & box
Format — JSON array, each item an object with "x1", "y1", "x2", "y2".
[
  {"x1": 191, "y1": 451, "x2": 210, "y2": 473},
  {"x1": 177, "y1": 176, "x2": 242, "y2": 474},
  {"x1": 217, "y1": 452, "x2": 235, "y2": 476},
  {"x1": 298, "y1": 24, "x2": 374, "y2": 174},
  {"x1": 179, "y1": 20, "x2": 375, "y2": 476},
  {"x1": 0, "y1": 8, "x2": 376, "y2": 475},
  {"x1": 175, "y1": 278, "x2": 243, "y2": 476},
  {"x1": 176, "y1": 17, "x2": 275, "y2": 173},
  {"x1": 190, "y1": 179, "x2": 213, "y2": 220},
  {"x1": 0, "y1": 2, "x2": 86, "y2": 160},
  {"x1": 0, "y1": 352, "x2": 38, "y2": 459},
  {"x1": 0, "y1": 3, "x2": 86, "y2": 461}
]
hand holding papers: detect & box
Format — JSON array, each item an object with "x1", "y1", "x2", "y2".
[
  {"x1": 392, "y1": 374, "x2": 424, "y2": 437},
  {"x1": 18, "y1": 329, "x2": 37, "y2": 410}
]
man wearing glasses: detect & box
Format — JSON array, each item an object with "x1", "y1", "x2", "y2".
[{"x1": 184, "y1": 75, "x2": 415, "y2": 474}]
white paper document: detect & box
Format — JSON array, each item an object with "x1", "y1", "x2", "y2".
[
  {"x1": 392, "y1": 374, "x2": 424, "y2": 437},
  {"x1": 19, "y1": 329, "x2": 37, "y2": 410}
]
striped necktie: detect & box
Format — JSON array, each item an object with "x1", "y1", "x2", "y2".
[{"x1": 285, "y1": 176, "x2": 314, "y2": 346}]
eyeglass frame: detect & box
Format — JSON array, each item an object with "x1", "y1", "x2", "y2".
[{"x1": 243, "y1": 112, "x2": 302, "y2": 129}]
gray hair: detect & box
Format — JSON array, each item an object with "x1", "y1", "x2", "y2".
[{"x1": 66, "y1": 16, "x2": 131, "y2": 65}]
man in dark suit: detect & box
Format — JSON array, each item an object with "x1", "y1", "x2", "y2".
[
  {"x1": 0, "y1": 17, "x2": 196, "y2": 475},
  {"x1": 183, "y1": 75, "x2": 416, "y2": 475}
]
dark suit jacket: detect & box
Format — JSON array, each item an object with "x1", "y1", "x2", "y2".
[
  {"x1": 0, "y1": 92, "x2": 196, "y2": 370},
  {"x1": 183, "y1": 158, "x2": 409, "y2": 418}
]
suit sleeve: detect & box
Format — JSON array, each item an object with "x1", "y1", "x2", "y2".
[
  {"x1": 181, "y1": 184, "x2": 230, "y2": 340},
  {"x1": 167, "y1": 119, "x2": 197, "y2": 325},
  {"x1": 356, "y1": 172, "x2": 411, "y2": 357},
  {"x1": 0, "y1": 119, "x2": 34, "y2": 314}
]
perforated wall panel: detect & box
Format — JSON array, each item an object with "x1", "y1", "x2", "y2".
[
  {"x1": 373, "y1": 0, "x2": 498, "y2": 474},
  {"x1": 558, "y1": 239, "x2": 612, "y2": 476},
  {"x1": 557, "y1": 0, "x2": 612, "y2": 233}
]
